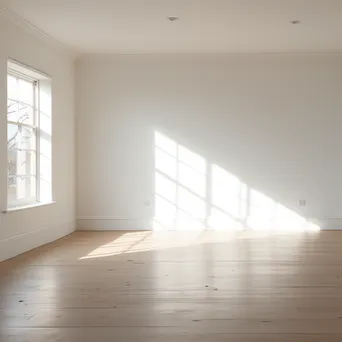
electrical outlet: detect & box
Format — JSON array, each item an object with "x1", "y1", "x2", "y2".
[
  {"x1": 298, "y1": 199, "x2": 306, "y2": 207},
  {"x1": 144, "y1": 200, "x2": 151, "y2": 207}
]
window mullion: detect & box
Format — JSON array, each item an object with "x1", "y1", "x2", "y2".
[
  {"x1": 205, "y1": 163, "x2": 212, "y2": 230},
  {"x1": 175, "y1": 144, "x2": 179, "y2": 230},
  {"x1": 7, "y1": 121, "x2": 36, "y2": 129},
  {"x1": 34, "y1": 80, "x2": 40, "y2": 202}
]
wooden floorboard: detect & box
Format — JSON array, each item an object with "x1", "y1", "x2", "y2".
[{"x1": 1, "y1": 230, "x2": 342, "y2": 341}]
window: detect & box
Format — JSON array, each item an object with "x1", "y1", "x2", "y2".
[{"x1": 7, "y1": 61, "x2": 52, "y2": 209}]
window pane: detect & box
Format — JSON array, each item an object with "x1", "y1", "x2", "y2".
[
  {"x1": 8, "y1": 175, "x2": 36, "y2": 203},
  {"x1": 7, "y1": 123, "x2": 19, "y2": 149},
  {"x1": 21, "y1": 126, "x2": 36, "y2": 150},
  {"x1": 8, "y1": 149, "x2": 36, "y2": 177},
  {"x1": 7, "y1": 124, "x2": 36, "y2": 151},
  {"x1": 7, "y1": 100, "x2": 34, "y2": 125},
  {"x1": 7, "y1": 75, "x2": 18, "y2": 100},
  {"x1": 7, "y1": 99, "x2": 18, "y2": 117},
  {"x1": 18, "y1": 78, "x2": 34, "y2": 105},
  {"x1": 8, "y1": 150, "x2": 17, "y2": 179}
]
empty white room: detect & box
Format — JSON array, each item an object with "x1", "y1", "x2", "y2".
[{"x1": 1, "y1": 1, "x2": 342, "y2": 341}]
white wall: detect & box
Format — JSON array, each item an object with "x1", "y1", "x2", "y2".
[
  {"x1": 76, "y1": 54, "x2": 342, "y2": 230},
  {"x1": 0, "y1": 13, "x2": 76, "y2": 261}
]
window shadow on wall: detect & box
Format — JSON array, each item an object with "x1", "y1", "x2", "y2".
[{"x1": 153, "y1": 131, "x2": 320, "y2": 232}]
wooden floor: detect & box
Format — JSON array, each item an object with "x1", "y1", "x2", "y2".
[{"x1": 1, "y1": 230, "x2": 342, "y2": 341}]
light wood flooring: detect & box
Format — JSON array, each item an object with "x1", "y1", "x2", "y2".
[{"x1": 1, "y1": 230, "x2": 342, "y2": 341}]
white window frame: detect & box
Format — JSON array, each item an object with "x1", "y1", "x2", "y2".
[{"x1": 7, "y1": 70, "x2": 40, "y2": 208}]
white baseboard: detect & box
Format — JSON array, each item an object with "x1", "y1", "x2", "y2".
[
  {"x1": 76, "y1": 218, "x2": 152, "y2": 231},
  {"x1": 76, "y1": 217, "x2": 342, "y2": 232},
  {"x1": 0, "y1": 220, "x2": 75, "y2": 262},
  {"x1": 320, "y1": 218, "x2": 342, "y2": 230}
]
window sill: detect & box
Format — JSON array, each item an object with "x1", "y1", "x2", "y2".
[{"x1": 2, "y1": 201, "x2": 56, "y2": 214}]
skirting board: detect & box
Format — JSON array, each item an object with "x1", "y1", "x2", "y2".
[
  {"x1": 77, "y1": 218, "x2": 151, "y2": 231},
  {"x1": 0, "y1": 220, "x2": 75, "y2": 262},
  {"x1": 320, "y1": 218, "x2": 342, "y2": 230},
  {"x1": 77, "y1": 217, "x2": 342, "y2": 231}
]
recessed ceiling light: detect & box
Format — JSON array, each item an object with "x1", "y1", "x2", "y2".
[
  {"x1": 167, "y1": 16, "x2": 179, "y2": 22},
  {"x1": 291, "y1": 20, "x2": 301, "y2": 24}
]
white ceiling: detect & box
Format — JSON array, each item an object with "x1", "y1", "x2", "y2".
[{"x1": 2, "y1": 0, "x2": 342, "y2": 55}]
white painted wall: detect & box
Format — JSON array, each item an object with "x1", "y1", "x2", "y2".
[
  {"x1": 0, "y1": 13, "x2": 76, "y2": 261},
  {"x1": 76, "y1": 54, "x2": 342, "y2": 231}
]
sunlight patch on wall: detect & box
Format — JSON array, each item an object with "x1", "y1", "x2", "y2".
[{"x1": 153, "y1": 131, "x2": 320, "y2": 232}]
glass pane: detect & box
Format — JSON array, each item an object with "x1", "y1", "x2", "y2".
[
  {"x1": 21, "y1": 126, "x2": 36, "y2": 150},
  {"x1": 8, "y1": 150, "x2": 17, "y2": 178},
  {"x1": 7, "y1": 99, "x2": 18, "y2": 116},
  {"x1": 7, "y1": 123, "x2": 19, "y2": 149},
  {"x1": 7, "y1": 75, "x2": 18, "y2": 100},
  {"x1": 8, "y1": 149, "x2": 36, "y2": 177},
  {"x1": 7, "y1": 100, "x2": 34, "y2": 125},
  {"x1": 18, "y1": 78, "x2": 34, "y2": 105},
  {"x1": 7, "y1": 124, "x2": 36, "y2": 151},
  {"x1": 8, "y1": 175, "x2": 36, "y2": 203}
]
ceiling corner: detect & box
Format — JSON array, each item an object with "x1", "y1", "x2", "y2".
[{"x1": 1, "y1": 7, "x2": 79, "y2": 59}]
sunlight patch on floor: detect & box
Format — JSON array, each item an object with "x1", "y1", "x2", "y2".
[{"x1": 79, "y1": 229, "x2": 320, "y2": 260}]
